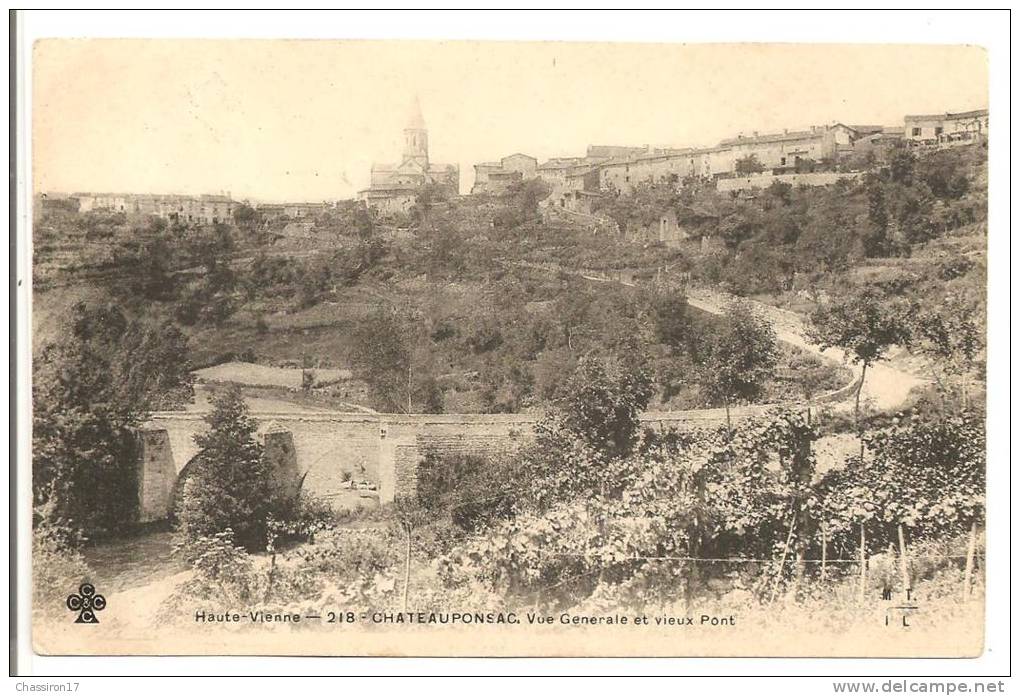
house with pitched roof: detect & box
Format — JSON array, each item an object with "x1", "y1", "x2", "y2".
[{"x1": 904, "y1": 109, "x2": 988, "y2": 144}]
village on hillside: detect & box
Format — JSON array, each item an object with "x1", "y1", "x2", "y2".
[
  {"x1": 38, "y1": 103, "x2": 988, "y2": 244},
  {"x1": 28, "y1": 39, "x2": 991, "y2": 661}
]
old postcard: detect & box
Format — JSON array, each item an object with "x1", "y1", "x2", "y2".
[{"x1": 28, "y1": 38, "x2": 989, "y2": 657}]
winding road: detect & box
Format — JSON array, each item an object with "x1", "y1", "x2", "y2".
[
  {"x1": 574, "y1": 265, "x2": 926, "y2": 412},
  {"x1": 684, "y1": 288, "x2": 926, "y2": 412}
]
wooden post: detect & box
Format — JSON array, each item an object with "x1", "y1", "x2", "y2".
[
  {"x1": 963, "y1": 520, "x2": 978, "y2": 601},
  {"x1": 897, "y1": 523, "x2": 911, "y2": 593},
  {"x1": 856, "y1": 363, "x2": 868, "y2": 461},
  {"x1": 820, "y1": 523, "x2": 828, "y2": 583},
  {"x1": 264, "y1": 551, "x2": 277, "y2": 603},
  {"x1": 770, "y1": 513, "x2": 797, "y2": 603},
  {"x1": 793, "y1": 549, "x2": 805, "y2": 595},
  {"x1": 402, "y1": 526, "x2": 412, "y2": 612},
  {"x1": 858, "y1": 523, "x2": 867, "y2": 604}
]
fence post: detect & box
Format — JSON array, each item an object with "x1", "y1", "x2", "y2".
[
  {"x1": 963, "y1": 520, "x2": 978, "y2": 601},
  {"x1": 858, "y1": 523, "x2": 867, "y2": 604},
  {"x1": 770, "y1": 512, "x2": 797, "y2": 603},
  {"x1": 897, "y1": 523, "x2": 911, "y2": 593},
  {"x1": 820, "y1": 523, "x2": 828, "y2": 582}
]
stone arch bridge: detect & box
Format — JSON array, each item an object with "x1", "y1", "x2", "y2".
[{"x1": 135, "y1": 407, "x2": 741, "y2": 523}]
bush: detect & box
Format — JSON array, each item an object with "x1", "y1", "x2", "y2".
[
  {"x1": 174, "y1": 388, "x2": 279, "y2": 550},
  {"x1": 557, "y1": 354, "x2": 654, "y2": 459},
  {"x1": 291, "y1": 528, "x2": 400, "y2": 583},
  {"x1": 32, "y1": 522, "x2": 93, "y2": 622},
  {"x1": 161, "y1": 530, "x2": 265, "y2": 621},
  {"x1": 416, "y1": 451, "x2": 514, "y2": 530},
  {"x1": 268, "y1": 493, "x2": 341, "y2": 544}
]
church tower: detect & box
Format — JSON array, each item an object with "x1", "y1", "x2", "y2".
[{"x1": 402, "y1": 95, "x2": 429, "y2": 170}]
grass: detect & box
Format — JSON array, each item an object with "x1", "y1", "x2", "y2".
[{"x1": 195, "y1": 362, "x2": 351, "y2": 389}]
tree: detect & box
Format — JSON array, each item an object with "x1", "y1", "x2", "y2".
[
  {"x1": 915, "y1": 150, "x2": 970, "y2": 200},
  {"x1": 33, "y1": 303, "x2": 194, "y2": 537},
  {"x1": 808, "y1": 287, "x2": 911, "y2": 453},
  {"x1": 651, "y1": 286, "x2": 691, "y2": 354},
  {"x1": 557, "y1": 354, "x2": 654, "y2": 459},
  {"x1": 888, "y1": 148, "x2": 915, "y2": 185},
  {"x1": 348, "y1": 308, "x2": 442, "y2": 414},
  {"x1": 352, "y1": 203, "x2": 375, "y2": 239},
  {"x1": 174, "y1": 224, "x2": 239, "y2": 325},
  {"x1": 390, "y1": 497, "x2": 432, "y2": 611},
  {"x1": 701, "y1": 300, "x2": 779, "y2": 427},
  {"x1": 116, "y1": 228, "x2": 178, "y2": 301},
  {"x1": 175, "y1": 388, "x2": 277, "y2": 550},
  {"x1": 765, "y1": 180, "x2": 793, "y2": 206},
  {"x1": 908, "y1": 295, "x2": 983, "y2": 408},
  {"x1": 232, "y1": 203, "x2": 261, "y2": 233},
  {"x1": 735, "y1": 154, "x2": 766, "y2": 176},
  {"x1": 174, "y1": 262, "x2": 237, "y2": 326},
  {"x1": 862, "y1": 175, "x2": 894, "y2": 257},
  {"x1": 494, "y1": 178, "x2": 552, "y2": 229},
  {"x1": 410, "y1": 182, "x2": 451, "y2": 230},
  {"x1": 117, "y1": 318, "x2": 196, "y2": 410},
  {"x1": 185, "y1": 222, "x2": 235, "y2": 269}
]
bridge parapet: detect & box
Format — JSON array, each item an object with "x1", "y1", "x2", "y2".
[{"x1": 137, "y1": 406, "x2": 752, "y2": 520}]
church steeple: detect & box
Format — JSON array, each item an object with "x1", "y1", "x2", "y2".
[{"x1": 402, "y1": 95, "x2": 429, "y2": 169}]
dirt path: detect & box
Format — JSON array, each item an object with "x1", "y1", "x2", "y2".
[
  {"x1": 523, "y1": 260, "x2": 927, "y2": 412},
  {"x1": 685, "y1": 289, "x2": 926, "y2": 412},
  {"x1": 82, "y1": 531, "x2": 185, "y2": 594}
]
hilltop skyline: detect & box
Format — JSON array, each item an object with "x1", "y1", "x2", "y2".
[{"x1": 33, "y1": 40, "x2": 988, "y2": 202}]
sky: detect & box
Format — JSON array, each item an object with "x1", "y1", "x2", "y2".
[{"x1": 33, "y1": 40, "x2": 988, "y2": 202}]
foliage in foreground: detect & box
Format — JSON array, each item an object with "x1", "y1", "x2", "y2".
[
  {"x1": 33, "y1": 302, "x2": 194, "y2": 538},
  {"x1": 175, "y1": 388, "x2": 286, "y2": 551},
  {"x1": 32, "y1": 519, "x2": 93, "y2": 621},
  {"x1": 438, "y1": 410, "x2": 982, "y2": 611}
]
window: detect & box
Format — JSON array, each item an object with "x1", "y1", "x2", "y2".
[
  {"x1": 935, "y1": 126, "x2": 944, "y2": 136},
  {"x1": 912, "y1": 127, "x2": 922, "y2": 137},
  {"x1": 780, "y1": 157, "x2": 786, "y2": 166}
]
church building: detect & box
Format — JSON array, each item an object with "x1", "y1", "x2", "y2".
[{"x1": 358, "y1": 97, "x2": 460, "y2": 217}]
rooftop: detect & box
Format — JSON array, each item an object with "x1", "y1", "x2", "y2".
[
  {"x1": 538, "y1": 157, "x2": 588, "y2": 170},
  {"x1": 904, "y1": 108, "x2": 988, "y2": 121},
  {"x1": 719, "y1": 128, "x2": 825, "y2": 147}
]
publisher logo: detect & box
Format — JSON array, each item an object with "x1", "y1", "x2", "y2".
[{"x1": 66, "y1": 583, "x2": 106, "y2": 624}]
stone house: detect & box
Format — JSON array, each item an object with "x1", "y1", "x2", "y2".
[
  {"x1": 471, "y1": 153, "x2": 538, "y2": 195},
  {"x1": 132, "y1": 194, "x2": 236, "y2": 225},
  {"x1": 903, "y1": 109, "x2": 988, "y2": 144},
  {"x1": 719, "y1": 124, "x2": 857, "y2": 173},
  {"x1": 536, "y1": 157, "x2": 591, "y2": 202},
  {"x1": 75, "y1": 193, "x2": 129, "y2": 213},
  {"x1": 849, "y1": 126, "x2": 905, "y2": 161}
]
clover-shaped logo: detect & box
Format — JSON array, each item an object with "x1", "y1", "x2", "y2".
[{"x1": 66, "y1": 583, "x2": 106, "y2": 624}]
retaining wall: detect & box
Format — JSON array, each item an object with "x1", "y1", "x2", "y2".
[{"x1": 716, "y1": 171, "x2": 861, "y2": 192}]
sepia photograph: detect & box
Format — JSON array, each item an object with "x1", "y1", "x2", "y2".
[{"x1": 17, "y1": 16, "x2": 1002, "y2": 669}]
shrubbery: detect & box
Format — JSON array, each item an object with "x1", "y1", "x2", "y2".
[
  {"x1": 174, "y1": 388, "x2": 282, "y2": 551},
  {"x1": 32, "y1": 520, "x2": 93, "y2": 621},
  {"x1": 33, "y1": 302, "x2": 194, "y2": 538}
]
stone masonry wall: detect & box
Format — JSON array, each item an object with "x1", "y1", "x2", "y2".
[
  {"x1": 136, "y1": 428, "x2": 177, "y2": 523},
  {"x1": 140, "y1": 409, "x2": 743, "y2": 519}
]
